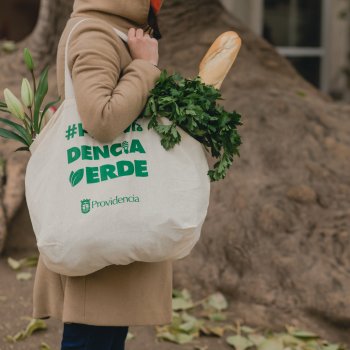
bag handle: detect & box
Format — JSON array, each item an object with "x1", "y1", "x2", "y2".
[{"x1": 64, "y1": 18, "x2": 129, "y2": 100}]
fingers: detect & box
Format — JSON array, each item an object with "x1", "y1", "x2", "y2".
[
  {"x1": 128, "y1": 28, "x2": 136, "y2": 40},
  {"x1": 136, "y1": 28, "x2": 144, "y2": 39},
  {"x1": 127, "y1": 27, "x2": 159, "y2": 66},
  {"x1": 128, "y1": 28, "x2": 154, "y2": 40}
]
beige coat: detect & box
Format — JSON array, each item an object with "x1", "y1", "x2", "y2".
[{"x1": 32, "y1": 0, "x2": 173, "y2": 326}]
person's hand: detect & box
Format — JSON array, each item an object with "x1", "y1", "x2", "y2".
[{"x1": 127, "y1": 28, "x2": 159, "y2": 66}]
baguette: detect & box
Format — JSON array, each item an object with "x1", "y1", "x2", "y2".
[{"x1": 198, "y1": 31, "x2": 241, "y2": 89}]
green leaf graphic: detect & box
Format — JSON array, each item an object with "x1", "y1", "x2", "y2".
[{"x1": 69, "y1": 169, "x2": 84, "y2": 187}]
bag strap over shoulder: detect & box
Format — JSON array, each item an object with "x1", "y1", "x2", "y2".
[{"x1": 64, "y1": 17, "x2": 129, "y2": 100}]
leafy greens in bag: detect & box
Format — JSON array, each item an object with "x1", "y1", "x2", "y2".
[{"x1": 140, "y1": 70, "x2": 243, "y2": 182}]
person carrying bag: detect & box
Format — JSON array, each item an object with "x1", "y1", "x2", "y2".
[
  {"x1": 26, "y1": 1, "x2": 210, "y2": 349},
  {"x1": 25, "y1": 12, "x2": 210, "y2": 277}
]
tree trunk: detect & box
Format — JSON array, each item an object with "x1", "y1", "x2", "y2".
[
  {"x1": 0, "y1": 0, "x2": 72, "y2": 252},
  {"x1": 0, "y1": 0, "x2": 71, "y2": 83},
  {"x1": 0, "y1": 0, "x2": 350, "y2": 343}
]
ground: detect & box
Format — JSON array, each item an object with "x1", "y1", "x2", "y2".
[
  {"x1": 0, "y1": 225, "x2": 237, "y2": 350},
  {"x1": 1, "y1": 221, "x2": 349, "y2": 350},
  {"x1": 0, "y1": 255, "x2": 233, "y2": 350}
]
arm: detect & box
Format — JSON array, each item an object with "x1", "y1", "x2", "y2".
[{"x1": 67, "y1": 20, "x2": 161, "y2": 143}]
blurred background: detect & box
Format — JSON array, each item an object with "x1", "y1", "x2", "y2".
[
  {"x1": 222, "y1": 0, "x2": 350, "y2": 100},
  {"x1": 1, "y1": 0, "x2": 350, "y2": 100}
]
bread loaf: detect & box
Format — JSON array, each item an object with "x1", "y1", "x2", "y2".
[{"x1": 198, "y1": 31, "x2": 241, "y2": 89}]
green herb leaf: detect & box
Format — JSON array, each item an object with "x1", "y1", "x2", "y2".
[{"x1": 33, "y1": 65, "x2": 49, "y2": 133}]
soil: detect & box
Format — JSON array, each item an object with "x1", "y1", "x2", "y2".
[
  {"x1": 1, "y1": 217, "x2": 349, "y2": 350},
  {"x1": 0, "y1": 242, "x2": 230, "y2": 350}
]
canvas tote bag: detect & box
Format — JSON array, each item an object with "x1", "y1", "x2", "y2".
[{"x1": 24, "y1": 18, "x2": 211, "y2": 276}]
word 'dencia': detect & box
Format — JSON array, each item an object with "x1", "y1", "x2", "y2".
[{"x1": 67, "y1": 139, "x2": 146, "y2": 164}]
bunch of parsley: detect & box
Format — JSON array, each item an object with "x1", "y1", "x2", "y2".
[{"x1": 139, "y1": 70, "x2": 243, "y2": 182}]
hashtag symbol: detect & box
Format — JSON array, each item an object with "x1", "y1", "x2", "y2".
[{"x1": 65, "y1": 124, "x2": 78, "y2": 140}]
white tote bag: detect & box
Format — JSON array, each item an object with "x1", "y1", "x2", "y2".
[{"x1": 24, "y1": 18, "x2": 211, "y2": 276}]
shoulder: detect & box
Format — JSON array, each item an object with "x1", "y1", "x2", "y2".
[
  {"x1": 59, "y1": 17, "x2": 129, "y2": 68},
  {"x1": 60, "y1": 17, "x2": 127, "y2": 49}
]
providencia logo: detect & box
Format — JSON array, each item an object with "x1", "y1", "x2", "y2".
[
  {"x1": 81, "y1": 198, "x2": 91, "y2": 214},
  {"x1": 80, "y1": 195, "x2": 140, "y2": 214}
]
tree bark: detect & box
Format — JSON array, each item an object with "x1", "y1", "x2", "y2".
[
  {"x1": 0, "y1": 0, "x2": 350, "y2": 343},
  {"x1": 0, "y1": 0, "x2": 71, "y2": 83},
  {"x1": 0, "y1": 0, "x2": 72, "y2": 253}
]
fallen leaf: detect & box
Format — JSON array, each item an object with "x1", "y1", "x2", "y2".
[
  {"x1": 322, "y1": 345, "x2": 341, "y2": 350},
  {"x1": 226, "y1": 334, "x2": 254, "y2": 350},
  {"x1": 157, "y1": 330, "x2": 195, "y2": 344},
  {"x1": 194, "y1": 346, "x2": 208, "y2": 350},
  {"x1": 285, "y1": 325, "x2": 319, "y2": 340},
  {"x1": 279, "y1": 333, "x2": 303, "y2": 346},
  {"x1": 7, "y1": 256, "x2": 39, "y2": 271},
  {"x1": 206, "y1": 326, "x2": 225, "y2": 337},
  {"x1": 199, "y1": 325, "x2": 211, "y2": 336},
  {"x1": 157, "y1": 331, "x2": 176, "y2": 342},
  {"x1": 176, "y1": 332, "x2": 195, "y2": 344},
  {"x1": 126, "y1": 332, "x2": 135, "y2": 341},
  {"x1": 40, "y1": 342, "x2": 51, "y2": 350},
  {"x1": 224, "y1": 324, "x2": 236, "y2": 332},
  {"x1": 240, "y1": 326, "x2": 255, "y2": 334},
  {"x1": 7, "y1": 257, "x2": 21, "y2": 270},
  {"x1": 290, "y1": 329, "x2": 319, "y2": 340},
  {"x1": 209, "y1": 312, "x2": 227, "y2": 322},
  {"x1": 181, "y1": 289, "x2": 192, "y2": 300},
  {"x1": 1, "y1": 40, "x2": 17, "y2": 53},
  {"x1": 179, "y1": 319, "x2": 198, "y2": 333},
  {"x1": 206, "y1": 292, "x2": 228, "y2": 311},
  {"x1": 258, "y1": 338, "x2": 284, "y2": 350},
  {"x1": 172, "y1": 297, "x2": 194, "y2": 311},
  {"x1": 6, "y1": 318, "x2": 47, "y2": 342},
  {"x1": 16, "y1": 272, "x2": 32, "y2": 281},
  {"x1": 248, "y1": 333, "x2": 266, "y2": 346}
]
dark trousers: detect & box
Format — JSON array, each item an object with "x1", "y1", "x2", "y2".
[{"x1": 61, "y1": 322, "x2": 129, "y2": 350}]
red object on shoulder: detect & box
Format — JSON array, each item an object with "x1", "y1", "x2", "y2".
[{"x1": 150, "y1": 0, "x2": 162, "y2": 14}]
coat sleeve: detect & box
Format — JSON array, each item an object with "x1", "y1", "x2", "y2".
[{"x1": 67, "y1": 20, "x2": 161, "y2": 143}]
